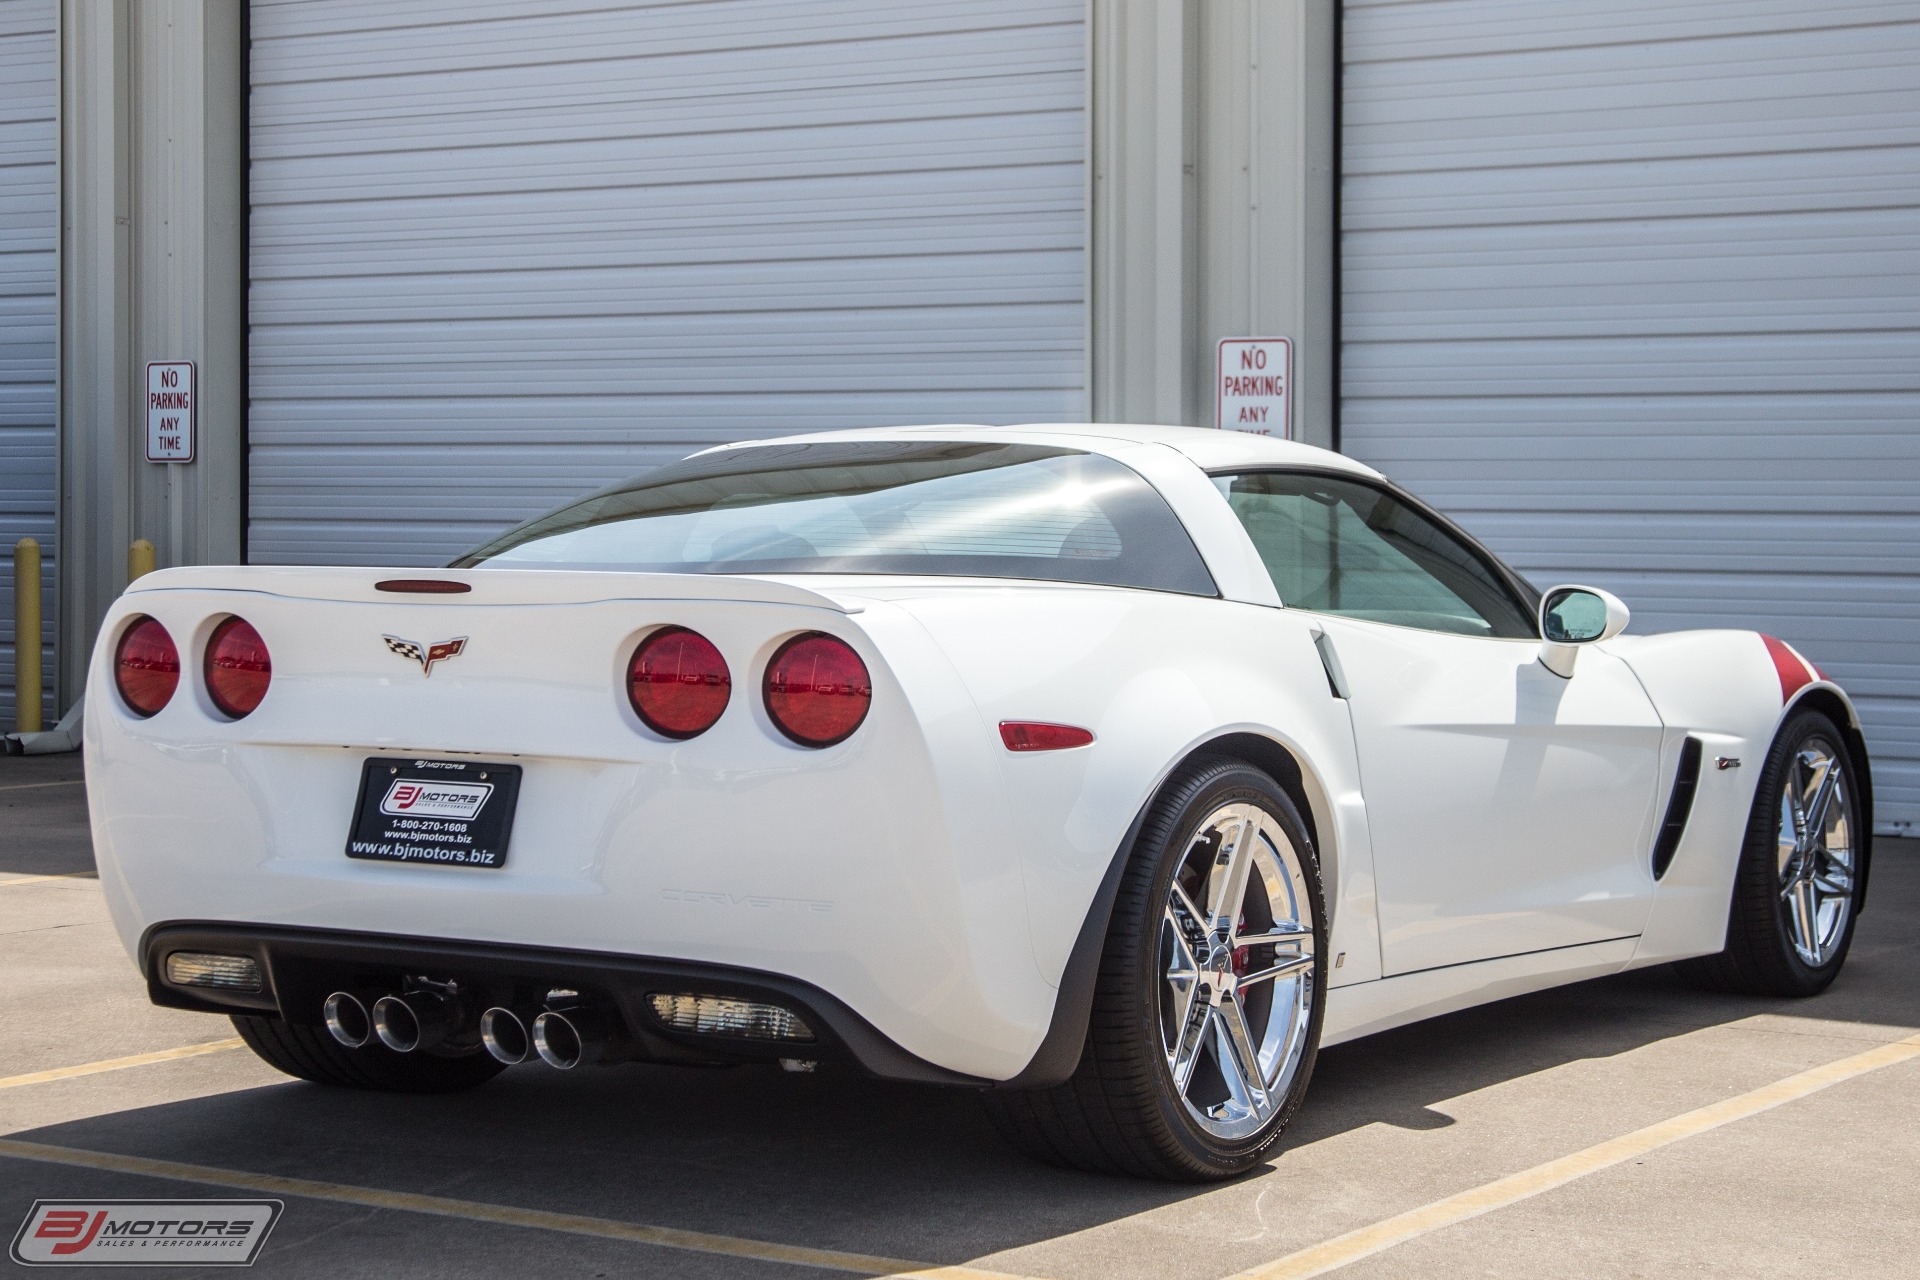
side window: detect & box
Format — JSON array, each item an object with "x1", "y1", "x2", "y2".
[{"x1": 1217, "y1": 472, "x2": 1536, "y2": 639}]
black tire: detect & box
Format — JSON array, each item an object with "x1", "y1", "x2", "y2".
[
  {"x1": 984, "y1": 758, "x2": 1327, "y2": 1181},
  {"x1": 231, "y1": 1015, "x2": 507, "y2": 1094},
  {"x1": 1679, "y1": 709, "x2": 1865, "y2": 997}
]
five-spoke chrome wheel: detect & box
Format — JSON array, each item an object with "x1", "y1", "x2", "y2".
[
  {"x1": 1776, "y1": 736, "x2": 1855, "y2": 968},
  {"x1": 1681, "y1": 708, "x2": 1864, "y2": 998},
  {"x1": 1158, "y1": 801, "x2": 1316, "y2": 1141},
  {"x1": 981, "y1": 760, "x2": 1325, "y2": 1179}
]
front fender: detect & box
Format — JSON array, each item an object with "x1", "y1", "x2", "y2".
[{"x1": 1610, "y1": 629, "x2": 1871, "y2": 965}]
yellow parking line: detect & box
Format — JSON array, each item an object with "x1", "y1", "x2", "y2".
[
  {"x1": 0, "y1": 871, "x2": 94, "y2": 888},
  {"x1": 0, "y1": 1038, "x2": 245, "y2": 1090},
  {"x1": 0, "y1": 1138, "x2": 1044, "y2": 1279},
  {"x1": 0, "y1": 780, "x2": 85, "y2": 792},
  {"x1": 1228, "y1": 1029, "x2": 1920, "y2": 1280}
]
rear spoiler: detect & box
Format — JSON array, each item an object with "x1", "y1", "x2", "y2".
[{"x1": 124, "y1": 566, "x2": 860, "y2": 614}]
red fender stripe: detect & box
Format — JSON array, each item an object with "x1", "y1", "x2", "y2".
[{"x1": 1761, "y1": 634, "x2": 1817, "y2": 704}]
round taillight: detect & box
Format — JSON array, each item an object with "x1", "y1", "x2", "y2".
[
  {"x1": 205, "y1": 616, "x2": 272, "y2": 719},
  {"x1": 628, "y1": 626, "x2": 731, "y2": 739},
  {"x1": 114, "y1": 616, "x2": 180, "y2": 718},
  {"x1": 764, "y1": 633, "x2": 871, "y2": 748}
]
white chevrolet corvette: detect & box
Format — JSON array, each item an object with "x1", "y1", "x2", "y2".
[{"x1": 87, "y1": 424, "x2": 1872, "y2": 1181}]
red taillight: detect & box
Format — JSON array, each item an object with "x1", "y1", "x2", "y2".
[
  {"x1": 205, "y1": 616, "x2": 272, "y2": 719},
  {"x1": 1000, "y1": 722, "x2": 1095, "y2": 752},
  {"x1": 764, "y1": 632, "x2": 871, "y2": 747},
  {"x1": 114, "y1": 616, "x2": 180, "y2": 718},
  {"x1": 628, "y1": 626, "x2": 731, "y2": 739}
]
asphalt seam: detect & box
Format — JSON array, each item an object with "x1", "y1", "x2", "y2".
[{"x1": 1224, "y1": 1029, "x2": 1920, "y2": 1279}]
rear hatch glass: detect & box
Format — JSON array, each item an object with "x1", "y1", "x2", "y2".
[{"x1": 455, "y1": 441, "x2": 1217, "y2": 596}]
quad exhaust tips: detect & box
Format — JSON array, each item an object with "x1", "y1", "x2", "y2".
[{"x1": 329, "y1": 988, "x2": 620, "y2": 1068}]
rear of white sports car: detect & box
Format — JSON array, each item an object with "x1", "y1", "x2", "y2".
[
  {"x1": 88, "y1": 568, "x2": 1069, "y2": 1082},
  {"x1": 85, "y1": 435, "x2": 1255, "y2": 1098}
]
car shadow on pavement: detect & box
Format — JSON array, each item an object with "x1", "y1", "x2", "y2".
[
  {"x1": 1299, "y1": 842, "x2": 1920, "y2": 1143},
  {"x1": 8, "y1": 849, "x2": 1915, "y2": 1273}
]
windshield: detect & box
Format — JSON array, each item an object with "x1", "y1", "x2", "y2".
[{"x1": 456, "y1": 440, "x2": 1218, "y2": 596}]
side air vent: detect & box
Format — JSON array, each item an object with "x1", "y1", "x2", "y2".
[{"x1": 1651, "y1": 736, "x2": 1704, "y2": 880}]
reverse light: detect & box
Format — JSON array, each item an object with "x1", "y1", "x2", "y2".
[
  {"x1": 648, "y1": 993, "x2": 815, "y2": 1042},
  {"x1": 114, "y1": 616, "x2": 180, "y2": 718},
  {"x1": 205, "y1": 616, "x2": 272, "y2": 718},
  {"x1": 763, "y1": 632, "x2": 871, "y2": 747},
  {"x1": 1000, "y1": 721, "x2": 1095, "y2": 752},
  {"x1": 628, "y1": 626, "x2": 731, "y2": 738},
  {"x1": 164, "y1": 951, "x2": 262, "y2": 992}
]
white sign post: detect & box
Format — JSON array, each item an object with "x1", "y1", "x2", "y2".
[
  {"x1": 1215, "y1": 337, "x2": 1291, "y2": 437},
  {"x1": 145, "y1": 361, "x2": 196, "y2": 462}
]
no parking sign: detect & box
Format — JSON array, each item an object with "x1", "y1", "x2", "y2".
[
  {"x1": 145, "y1": 361, "x2": 195, "y2": 462},
  {"x1": 1215, "y1": 338, "x2": 1291, "y2": 437}
]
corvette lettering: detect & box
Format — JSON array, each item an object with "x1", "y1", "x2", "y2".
[
  {"x1": 379, "y1": 779, "x2": 492, "y2": 820},
  {"x1": 382, "y1": 634, "x2": 467, "y2": 676}
]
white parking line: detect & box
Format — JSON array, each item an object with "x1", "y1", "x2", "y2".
[
  {"x1": 1226, "y1": 1029, "x2": 1920, "y2": 1280},
  {"x1": 0, "y1": 1138, "x2": 1044, "y2": 1279},
  {"x1": 0, "y1": 780, "x2": 85, "y2": 792}
]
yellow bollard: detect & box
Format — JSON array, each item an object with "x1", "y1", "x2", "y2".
[
  {"x1": 129, "y1": 538, "x2": 156, "y2": 582},
  {"x1": 13, "y1": 538, "x2": 41, "y2": 734}
]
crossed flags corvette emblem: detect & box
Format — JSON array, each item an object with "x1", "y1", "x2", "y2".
[{"x1": 383, "y1": 635, "x2": 468, "y2": 676}]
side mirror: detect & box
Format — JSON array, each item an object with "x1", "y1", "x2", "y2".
[{"x1": 1537, "y1": 585, "x2": 1629, "y2": 678}]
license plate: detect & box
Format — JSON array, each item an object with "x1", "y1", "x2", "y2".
[{"x1": 346, "y1": 757, "x2": 522, "y2": 869}]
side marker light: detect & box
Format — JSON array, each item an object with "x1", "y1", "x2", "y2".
[{"x1": 999, "y1": 722, "x2": 1095, "y2": 752}]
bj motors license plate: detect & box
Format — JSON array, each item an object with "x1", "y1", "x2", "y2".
[{"x1": 346, "y1": 757, "x2": 521, "y2": 869}]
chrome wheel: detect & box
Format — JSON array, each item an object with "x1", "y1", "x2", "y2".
[
  {"x1": 1158, "y1": 802, "x2": 1316, "y2": 1141},
  {"x1": 1776, "y1": 736, "x2": 1855, "y2": 967}
]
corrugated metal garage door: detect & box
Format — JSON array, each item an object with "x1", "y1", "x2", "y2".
[
  {"x1": 1342, "y1": 0, "x2": 1920, "y2": 833},
  {"x1": 247, "y1": 0, "x2": 1087, "y2": 567},
  {"x1": 0, "y1": 0, "x2": 55, "y2": 729}
]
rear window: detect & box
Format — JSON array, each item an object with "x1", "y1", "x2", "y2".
[{"x1": 455, "y1": 441, "x2": 1218, "y2": 596}]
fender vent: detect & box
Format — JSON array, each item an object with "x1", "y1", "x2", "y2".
[{"x1": 1651, "y1": 736, "x2": 1704, "y2": 880}]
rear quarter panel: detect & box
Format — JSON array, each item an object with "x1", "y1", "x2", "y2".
[{"x1": 871, "y1": 584, "x2": 1382, "y2": 990}]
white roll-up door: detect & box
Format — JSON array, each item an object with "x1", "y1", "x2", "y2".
[
  {"x1": 1342, "y1": 0, "x2": 1920, "y2": 832},
  {"x1": 0, "y1": 0, "x2": 55, "y2": 728},
  {"x1": 247, "y1": 0, "x2": 1087, "y2": 567}
]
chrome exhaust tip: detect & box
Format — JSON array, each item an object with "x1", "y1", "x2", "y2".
[
  {"x1": 323, "y1": 991, "x2": 371, "y2": 1048},
  {"x1": 372, "y1": 987, "x2": 463, "y2": 1054},
  {"x1": 480, "y1": 1006, "x2": 532, "y2": 1065},
  {"x1": 371, "y1": 994, "x2": 422, "y2": 1053},
  {"x1": 531, "y1": 1007, "x2": 610, "y2": 1070}
]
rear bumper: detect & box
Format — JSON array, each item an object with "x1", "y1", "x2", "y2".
[{"x1": 144, "y1": 921, "x2": 988, "y2": 1086}]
